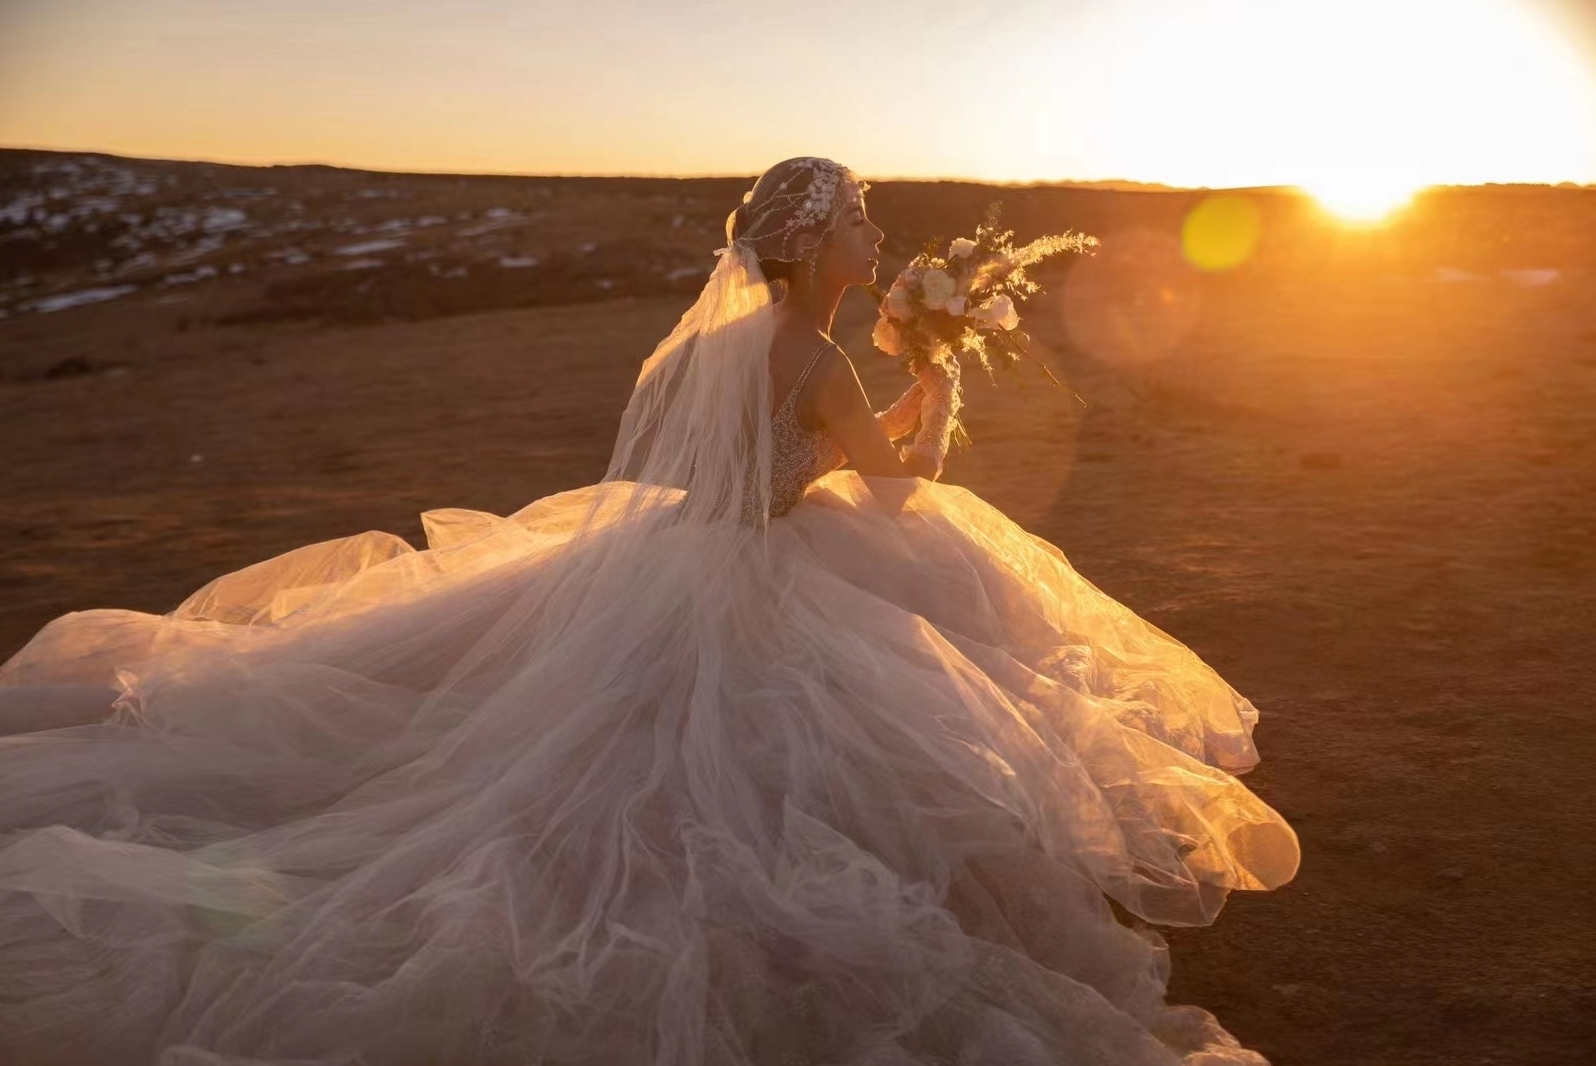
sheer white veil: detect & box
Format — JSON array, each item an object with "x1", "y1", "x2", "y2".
[{"x1": 602, "y1": 238, "x2": 776, "y2": 528}]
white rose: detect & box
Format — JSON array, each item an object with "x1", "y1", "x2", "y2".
[
  {"x1": 885, "y1": 283, "x2": 914, "y2": 321},
  {"x1": 872, "y1": 316, "x2": 904, "y2": 356},
  {"x1": 945, "y1": 295, "x2": 966, "y2": 316},
  {"x1": 920, "y1": 268, "x2": 955, "y2": 309},
  {"x1": 971, "y1": 294, "x2": 1018, "y2": 330},
  {"x1": 950, "y1": 237, "x2": 976, "y2": 259}
]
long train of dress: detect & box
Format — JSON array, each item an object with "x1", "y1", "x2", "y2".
[{"x1": 0, "y1": 471, "x2": 1299, "y2": 1065}]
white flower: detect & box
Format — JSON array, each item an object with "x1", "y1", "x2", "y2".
[
  {"x1": 885, "y1": 283, "x2": 914, "y2": 321},
  {"x1": 945, "y1": 295, "x2": 966, "y2": 316},
  {"x1": 872, "y1": 316, "x2": 905, "y2": 356},
  {"x1": 920, "y1": 268, "x2": 956, "y2": 309},
  {"x1": 950, "y1": 237, "x2": 976, "y2": 259},
  {"x1": 970, "y1": 294, "x2": 1018, "y2": 330}
]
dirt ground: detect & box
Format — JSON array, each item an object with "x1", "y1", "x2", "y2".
[{"x1": 2, "y1": 156, "x2": 1594, "y2": 1065}]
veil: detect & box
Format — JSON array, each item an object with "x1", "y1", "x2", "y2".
[{"x1": 601, "y1": 239, "x2": 776, "y2": 529}]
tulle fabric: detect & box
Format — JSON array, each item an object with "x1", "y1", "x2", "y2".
[{"x1": 0, "y1": 471, "x2": 1297, "y2": 1066}]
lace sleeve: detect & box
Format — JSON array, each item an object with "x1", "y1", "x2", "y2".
[
  {"x1": 875, "y1": 381, "x2": 924, "y2": 442},
  {"x1": 903, "y1": 363, "x2": 961, "y2": 478}
]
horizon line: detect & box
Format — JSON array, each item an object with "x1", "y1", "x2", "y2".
[{"x1": 2, "y1": 142, "x2": 1593, "y2": 193}]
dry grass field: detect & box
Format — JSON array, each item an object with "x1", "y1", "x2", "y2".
[{"x1": 3, "y1": 149, "x2": 1595, "y2": 1065}]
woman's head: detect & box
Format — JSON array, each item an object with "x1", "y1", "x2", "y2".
[{"x1": 728, "y1": 157, "x2": 882, "y2": 292}]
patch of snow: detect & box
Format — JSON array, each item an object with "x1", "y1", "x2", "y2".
[
  {"x1": 228, "y1": 262, "x2": 247, "y2": 274},
  {"x1": 170, "y1": 234, "x2": 226, "y2": 265},
  {"x1": 414, "y1": 215, "x2": 446, "y2": 227},
  {"x1": 283, "y1": 251, "x2": 312, "y2": 266},
  {"x1": 667, "y1": 265, "x2": 706, "y2": 281},
  {"x1": 356, "y1": 189, "x2": 400, "y2": 199},
  {"x1": 456, "y1": 215, "x2": 529, "y2": 237},
  {"x1": 201, "y1": 207, "x2": 248, "y2": 233},
  {"x1": 578, "y1": 241, "x2": 598, "y2": 253},
  {"x1": 485, "y1": 207, "x2": 515, "y2": 219},
  {"x1": 339, "y1": 258, "x2": 384, "y2": 270},
  {"x1": 671, "y1": 214, "x2": 685, "y2": 228},
  {"x1": 0, "y1": 194, "x2": 45, "y2": 224},
  {"x1": 163, "y1": 265, "x2": 219, "y2": 285},
  {"x1": 30, "y1": 285, "x2": 137, "y2": 313},
  {"x1": 335, "y1": 238, "x2": 406, "y2": 256},
  {"x1": 117, "y1": 252, "x2": 158, "y2": 274},
  {"x1": 498, "y1": 255, "x2": 540, "y2": 268}
]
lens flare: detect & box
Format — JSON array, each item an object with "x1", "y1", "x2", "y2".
[
  {"x1": 1064, "y1": 228, "x2": 1202, "y2": 368},
  {"x1": 1181, "y1": 195, "x2": 1262, "y2": 271}
]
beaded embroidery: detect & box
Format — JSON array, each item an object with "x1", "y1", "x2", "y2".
[{"x1": 740, "y1": 341, "x2": 844, "y2": 524}]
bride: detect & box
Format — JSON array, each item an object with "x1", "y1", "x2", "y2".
[{"x1": 0, "y1": 157, "x2": 1299, "y2": 1066}]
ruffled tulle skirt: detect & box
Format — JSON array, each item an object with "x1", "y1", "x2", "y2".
[{"x1": 0, "y1": 472, "x2": 1299, "y2": 1065}]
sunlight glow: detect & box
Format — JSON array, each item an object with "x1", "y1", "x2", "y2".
[
  {"x1": 1042, "y1": 0, "x2": 1596, "y2": 190},
  {"x1": 1300, "y1": 166, "x2": 1423, "y2": 223},
  {"x1": 0, "y1": 0, "x2": 1592, "y2": 187}
]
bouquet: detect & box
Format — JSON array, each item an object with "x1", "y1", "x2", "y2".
[{"x1": 871, "y1": 203, "x2": 1097, "y2": 444}]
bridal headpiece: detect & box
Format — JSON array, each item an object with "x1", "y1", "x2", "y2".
[{"x1": 720, "y1": 157, "x2": 868, "y2": 264}]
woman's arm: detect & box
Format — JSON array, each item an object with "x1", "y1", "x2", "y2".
[{"x1": 812, "y1": 346, "x2": 940, "y2": 480}]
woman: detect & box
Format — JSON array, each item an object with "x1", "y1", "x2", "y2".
[{"x1": 0, "y1": 157, "x2": 1299, "y2": 1065}]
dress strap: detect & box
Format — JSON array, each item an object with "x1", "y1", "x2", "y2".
[{"x1": 783, "y1": 340, "x2": 835, "y2": 407}]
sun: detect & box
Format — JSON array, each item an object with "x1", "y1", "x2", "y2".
[{"x1": 1300, "y1": 170, "x2": 1423, "y2": 223}]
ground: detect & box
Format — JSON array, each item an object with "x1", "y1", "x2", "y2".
[{"x1": 2, "y1": 152, "x2": 1594, "y2": 1065}]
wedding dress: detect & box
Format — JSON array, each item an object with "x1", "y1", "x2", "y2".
[{"x1": 0, "y1": 162, "x2": 1299, "y2": 1066}]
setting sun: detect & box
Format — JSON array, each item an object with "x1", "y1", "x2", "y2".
[{"x1": 1301, "y1": 171, "x2": 1422, "y2": 223}]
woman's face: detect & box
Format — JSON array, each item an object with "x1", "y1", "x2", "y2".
[{"x1": 814, "y1": 183, "x2": 884, "y2": 289}]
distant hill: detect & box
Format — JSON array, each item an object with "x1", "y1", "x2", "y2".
[{"x1": 2, "y1": 148, "x2": 1593, "y2": 327}]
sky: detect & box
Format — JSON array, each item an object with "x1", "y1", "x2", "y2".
[{"x1": 2, "y1": 0, "x2": 1595, "y2": 191}]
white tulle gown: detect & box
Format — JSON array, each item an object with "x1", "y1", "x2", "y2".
[{"x1": 0, "y1": 248, "x2": 1299, "y2": 1066}]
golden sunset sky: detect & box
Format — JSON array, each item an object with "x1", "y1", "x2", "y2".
[{"x1": 3, "y1": 0, "x2": 1595, "y2": 196}]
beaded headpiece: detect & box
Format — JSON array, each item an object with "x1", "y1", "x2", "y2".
[{"x1": 721, "y1": 157, "x2": 868, "y2": 264}]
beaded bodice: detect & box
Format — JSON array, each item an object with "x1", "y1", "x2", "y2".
[{"x1": 741, "y1": 342, "x2": 845, "y2": 523}]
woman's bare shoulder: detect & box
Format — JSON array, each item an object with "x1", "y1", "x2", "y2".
[{"x1": 811, "y1": 339, "x2": 859, "y2": 387}]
